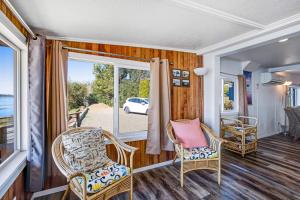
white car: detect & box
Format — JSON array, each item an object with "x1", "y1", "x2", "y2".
[{"x1": 123, "y1": 97, "x2": 149, "y2": 114}]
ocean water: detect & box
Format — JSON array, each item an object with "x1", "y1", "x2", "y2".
[{"x1": 0, "y1": 95, "x2": 14, "y2": 118}]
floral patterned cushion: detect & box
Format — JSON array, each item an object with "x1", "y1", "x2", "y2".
[
  {"x1": 183, "y1": 146, "x2": 218, "y2": 160},
  {"x1": 76, "y1": 162, "x2": 130, "y2": 193}
]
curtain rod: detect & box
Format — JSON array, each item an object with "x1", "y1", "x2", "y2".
[
  {"x1": 3, "y1": 0, "x2": 37, "y2": 40},
  {"x1": 63, "y1": 46, "x2": 174, "y2": 65}
]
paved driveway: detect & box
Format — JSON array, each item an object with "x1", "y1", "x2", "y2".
[{"x1": 81, "y1": 103, "x2": 148, "y2": 134}]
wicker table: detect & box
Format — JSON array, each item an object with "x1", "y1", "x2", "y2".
[{"x1": 221, "y1": 116, "x2": 258, "y2": 157}]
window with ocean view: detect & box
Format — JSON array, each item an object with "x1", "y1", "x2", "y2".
[{"x1": 0, "y1": 40, "x2": 16, "y2": 165}]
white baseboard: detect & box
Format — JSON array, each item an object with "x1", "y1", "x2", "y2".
[
  {"x1": 31, "y1": 185, "x2": 67, "y2": 200},
  {"x1": 31, "y1": 159, "x2": 179, "y2": 198},
  {"x1": 133, "y1": 158, "x2": 179, "y2": 174}
]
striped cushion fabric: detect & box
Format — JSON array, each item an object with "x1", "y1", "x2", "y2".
[{"x1": 62, "y1": 128, "x2": 111, "y2": 172}]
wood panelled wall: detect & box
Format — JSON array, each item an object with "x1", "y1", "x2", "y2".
[
  {"x1": 59, "y1": 40, "x2": 204, "y2": 169},
  {"x1": 1, "y1": 172, "x2": 25, "y2": 200},
  {"x1": 0, "y1": 0, "x2": 29, "y2": 37}
]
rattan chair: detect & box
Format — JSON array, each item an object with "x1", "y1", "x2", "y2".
[
  {"x1": 52, "y1": 127, "x2": 138, "y2": 200},
  {"x1": 167, "y1": 119, "x2": 225, "y2": 187},
  {"x1": 285, "y1": 107, "x2": 300, "y2": 140}
]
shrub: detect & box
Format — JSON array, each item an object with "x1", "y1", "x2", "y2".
[
  {"x1": 139, "y1": 79, "x2": 150, "y2": 98},
  {"x1": 68, "y1": 82, "x2": 88, "y2": 110},
  {"x1": 86, "y1": 93, "x2": 98, "y2": 105}
]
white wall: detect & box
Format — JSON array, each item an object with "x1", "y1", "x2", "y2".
[
  {"x1": 220, "y1": 58, "x2": 243, "y2": 75},
  {"x1": 204, "y1": 55, "x2": 287, "y2": 139},
  {"x1": 219, "y1": 58, "x2": 285, "y2": 138},
  {"x1": 248, "y1": 69, "x2": 285, "y2": 138},
  {"x1": 203, "y1": 54, "x2": 220, "y2": 133}
]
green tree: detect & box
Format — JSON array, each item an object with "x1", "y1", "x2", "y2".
[
  {"x1": 92, "y1": 64, "x2": 150, "y2": 108},
  {"x1": 68, "y1": 82, "x2": 88, "y2": 110},
  {"x1": 118, "y1": 68, "x2": 150, "y2": 107},
  {"x1": 139, "y1": 79, "x2": 150, "y2": 98},
  {"x1": 86, "y1": 93, "x2": 98, "y2": 105},
  {"x1": 92, "y1": 64, "x2": 114, "y2": 107}
]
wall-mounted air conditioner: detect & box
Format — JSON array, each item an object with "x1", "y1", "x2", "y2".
[{"x1": 261, "y1": 72, "x2": 284, "y2": 85}]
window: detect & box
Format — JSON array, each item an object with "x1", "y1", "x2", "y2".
[
  {"x1": 119, "y1": 68, "x2": 150, "y2": 135},
  {"x1": 0, "y1": 37, "x2": 19, "y2": 165},
  {"x1": 67, "y1": 53, "x2": 150, "y2": 140},
  {"x1": 221, "y1": 75, "x2": 239, "y2": 114},
  {"x1": 289, "y1": 87, "x2": 300, "y2": 107}
]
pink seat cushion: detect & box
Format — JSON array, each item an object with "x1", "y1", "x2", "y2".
[{"x1": 171, "y1": 118, "x2": 208, "y2": 148}]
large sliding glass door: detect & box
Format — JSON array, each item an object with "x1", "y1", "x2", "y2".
[{"x1": 68, "y1": 54, "x2": 150, "y2": 140}]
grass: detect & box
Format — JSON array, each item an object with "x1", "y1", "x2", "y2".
[
  {"x1": 0, "y1": 117, "x2": 13, "y2": 128},
  {"x1": 68, "y1": 108, "x2": 81, "y2": 114}
]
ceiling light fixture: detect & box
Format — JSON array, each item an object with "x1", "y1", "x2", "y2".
[
  {"x1": 283, "y1": 81, "x2": 292, "y2": 86},
  {"x1": 278, "y1": 38, "x2": 289, "y2": 43}
]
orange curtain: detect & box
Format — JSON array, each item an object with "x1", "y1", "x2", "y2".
[
  {"x1": 45, "y1": 40, "x2": 68, "y2": 187},
  {"x1": 238, "y1": 75, "x2": 249, "y2": 123}
]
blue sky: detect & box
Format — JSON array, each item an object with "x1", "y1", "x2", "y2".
[
  {"x1": 0, "y1": 51, "x2": 95, "y2": 95},
  {"x1": 68, "y1": 59, "x2": 95, "y2": 83},
  {"x1": 0, "y1": 46, "x2": 14, "y2": 95}
]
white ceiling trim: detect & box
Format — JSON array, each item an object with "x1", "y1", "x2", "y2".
[
  {"x1": 266, "y1": 13, "x2": 300, "y2": 29},
  {"x1": 203, "y1": 23, "x2": 300, "y2": 59},
  {"x1": 169, "y1": 0, "x2": 265, "y2": 29},
  {"x1": 196, "y1": 13, "x2": 300, "y2": 55},
  {"x1": 46, "y1": 36, "x2": 197, "y2": 53},
  {"x1": 268, "y1": 64, "x2": 300, "y2": 73}
]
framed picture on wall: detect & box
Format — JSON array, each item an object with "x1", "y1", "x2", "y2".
[
  {"x1": 172, "y1": 69, "x2": 181, "y2": 78},
  {"x1": 173, "y1": 79, "x2": 181, "y2": 86},
  {"x1": 182, "y1": 79, "x2": 190, "y2": 87},
  {"x1": 182, "y1": 70, "x2": 190, "y2": 78}
]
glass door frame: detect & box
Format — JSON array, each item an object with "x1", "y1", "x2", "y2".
[{"x1": 69, "y1": 52, "x2": 150, "y2": 142}]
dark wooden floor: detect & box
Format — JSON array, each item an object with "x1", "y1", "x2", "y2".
[{"x1": 36, "y1": 134, "x2": 300, "y2": 200}]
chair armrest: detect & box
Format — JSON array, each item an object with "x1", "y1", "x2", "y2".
[
  {"x1": 201, "y1": 123, "x2": 225, "y2": 152},
  {"x1": 173, "y1": 139, "x2": 181, "y2": 145},
  {"x1": 221, "y1": 117, "x2": 244, "y2": 127},
  {"x1": 239, "y1": 116, "x2": 258, "y2": 127},
  {"x1": 102, "y1": 130, "x2": 138, "y2": 169},
  {"x1": 210, "y1": 137, "x2": 226, "y2": 158},
  {"x1": 102, "y1": 131, "x2": 138, "y2": 153},
  {"x1": 201, "y1": 123, "x2": 218, "y2": 140},
  {"x1": 67, "y1": 172, "x2": 87, "y2": 200}
]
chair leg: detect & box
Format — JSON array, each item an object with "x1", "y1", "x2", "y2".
[
  {"x1": 129, "y1": 190, "x2": 133, "y2": 200},
  {"x1": 129, "y1": 175, "x2": 133, "y2": 200},
  {"x1": 180, "y1": 161, "x2": 184, "y2": 187},
  {"x1": 172, "y1": 154, "x2": 177, "y2": 165},
  {"x1": 218, "y1": 157, "x2": 221, "y2": 185},
  {"x1": 62, "y1": 184, "x2": 70, "y2": 200},
  {"x1": 218, "y1": 168, "x2": 221, "y2": 185}
]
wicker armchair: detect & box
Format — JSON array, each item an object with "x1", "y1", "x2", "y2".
[
  {"x1": 52, "y1": 127, "x2": 138, "y2": 200},
  {"x1": 285, "y1": 107, "x2": 300, "y2": 140},
  {"x1": 166, "y1": 119, "x2": 225, "y2": 187}
]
